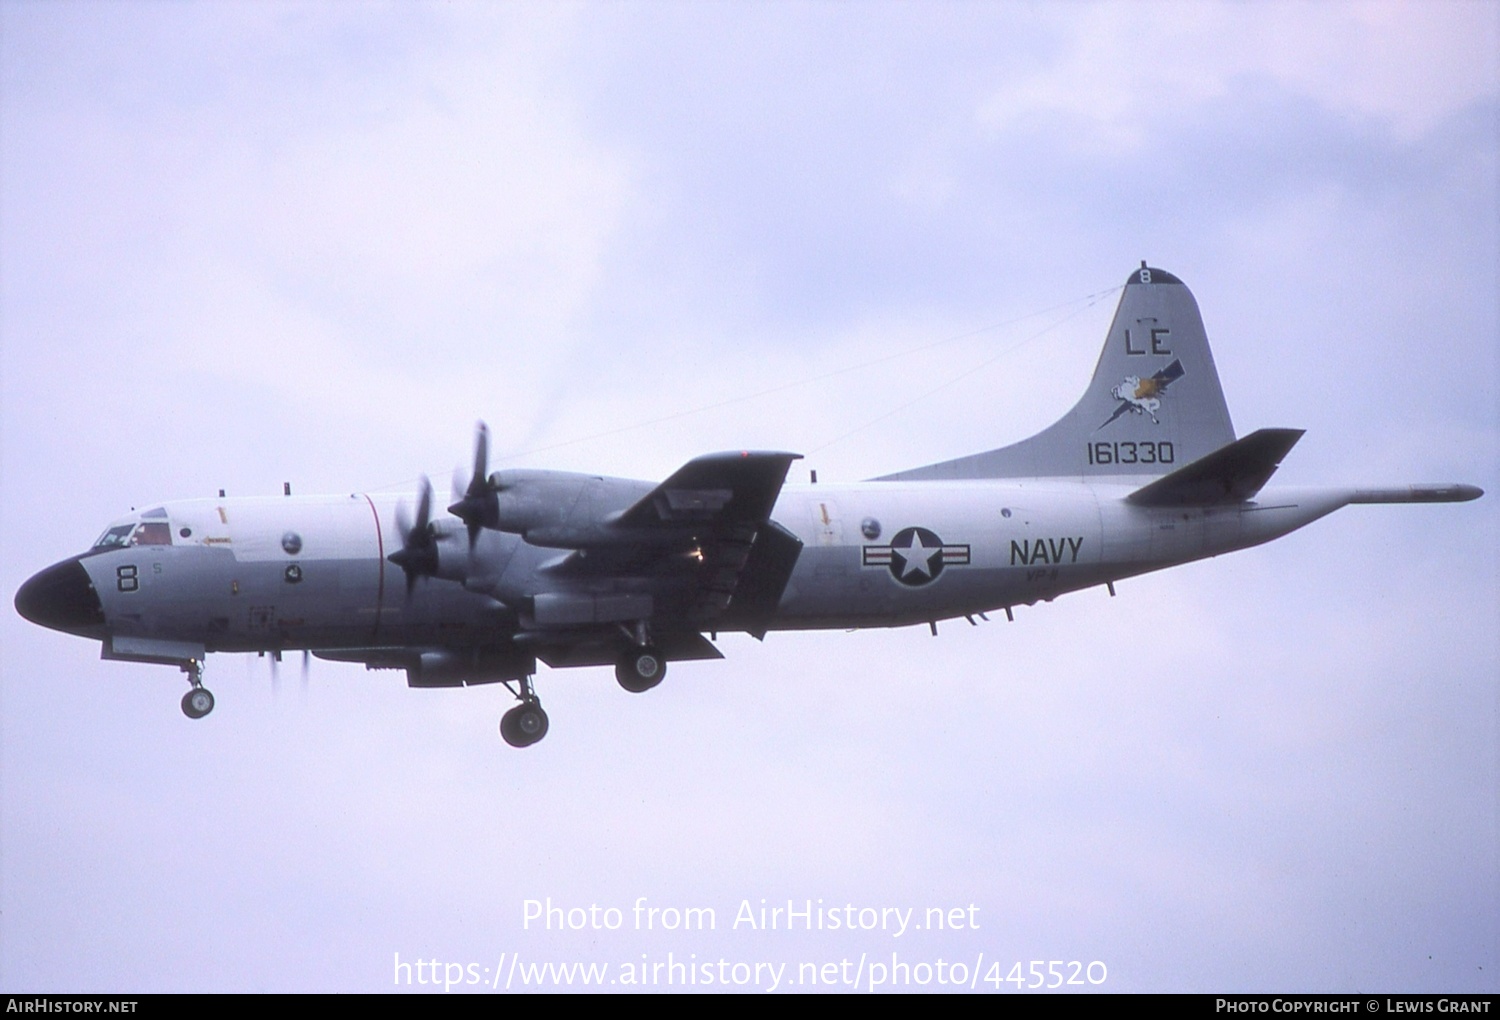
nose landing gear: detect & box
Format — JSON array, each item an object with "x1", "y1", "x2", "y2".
[{"x1": 180, "y1": 660, "x2": 214, "y2": 719}]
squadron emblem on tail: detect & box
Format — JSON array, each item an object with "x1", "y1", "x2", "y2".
[{"x1": 1098, "y1": 359, "x2": 1185, "y2": 429}]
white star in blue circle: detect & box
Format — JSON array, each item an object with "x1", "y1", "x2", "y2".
[{"x1": 889, "y1": 527, "x2": 944, "y2": 585}]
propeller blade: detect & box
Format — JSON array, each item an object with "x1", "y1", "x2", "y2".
[
  {"x1": 388, "y1": 475, "x2": 439, "y2": 597},
  {"x1": 301, "y1": 649, "x2": 310, "y2": 693},
  {"x1": 448, "y1": 421, "x2": 500, "y2": 548},
  {"x1": 415, "y1": 474, "x2": 432, "y2": 534},
  {"x1": 469, "y1": 422, "x2": 489, "y2": 498}
]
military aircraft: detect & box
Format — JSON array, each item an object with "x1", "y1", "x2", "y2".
[{"x1": 15, "y1": 264, "x2": 1482, "y2": 747}]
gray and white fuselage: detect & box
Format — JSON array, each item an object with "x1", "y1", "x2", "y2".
[{"x1": 59, "y1": 479, "x2": 1361, "y2": 652}]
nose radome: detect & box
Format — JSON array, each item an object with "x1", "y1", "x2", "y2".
[{"x1": 14, "y1": 558, "x2": 105, "y2": 635}]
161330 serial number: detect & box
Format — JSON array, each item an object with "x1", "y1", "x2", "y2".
[{"x1": 1085, "y1": 440, "x2": 1175, "y2": 466}]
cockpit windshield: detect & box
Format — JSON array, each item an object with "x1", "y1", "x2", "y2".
[
  {"x1": 93, "y1": 525, "x2": 135, "y2": 550},
  {"x1": 92, "y1": 521, "x2": 173, "y2": 549}
]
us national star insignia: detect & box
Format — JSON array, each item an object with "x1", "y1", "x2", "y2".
[{"x1": 862, "y1": 526, "x2": 971, "y2": 587}]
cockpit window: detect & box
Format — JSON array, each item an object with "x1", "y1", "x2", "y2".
[
  {"x1": 133, "y1": 522, "x2": 172, "y2": 546},
  {"x1": 92, "y1": 521, "x2": 175, "y2": 549},
  {"x1": 93, "y1": 525, "x2": 135, "y2": 550}
]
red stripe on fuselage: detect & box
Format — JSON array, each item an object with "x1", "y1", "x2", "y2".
[{"x1": 361, "y1": 494, "x2": 384, "y2": 640}]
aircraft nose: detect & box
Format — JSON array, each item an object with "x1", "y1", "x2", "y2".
[{"x1": 14, "y1": 557, "x2": 105, "y2": 635}]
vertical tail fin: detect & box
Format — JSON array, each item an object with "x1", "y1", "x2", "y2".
[{"x1": 878, "y1": 264, "x2": 1236, "y2": 480}]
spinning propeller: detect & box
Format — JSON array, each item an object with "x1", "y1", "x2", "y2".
[
  {"x1": 448, "y1": 421, "x2": 502, "y2": 548},
  {"x1": 390, "y1": 423, "x2": 503, "y2": 591},
  {"x1": 388, "y1": 475, "x2": 440, "y2": 595},
  {"x1": 269, "y1": 649, "x2": 312, "y2": 695}
]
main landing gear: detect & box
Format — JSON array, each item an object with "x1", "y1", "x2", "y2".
[
  {"x1": 180, "y1": 660, "x2": 215, "y2": 719},
  {"x1": 499, "y1": 676, "x2": 549, "y2": 748},
  {"x1": 615, "y1": 645, "x2": 666, "y2": 693},
  {"x1": 495, "y1": 629, "x2": 671, "y2": 747}
]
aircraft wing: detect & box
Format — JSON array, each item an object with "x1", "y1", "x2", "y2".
[
  {"x1": 613, "y1": 451, "x2": 803, "y2": 530},
  {"x1": 538, "y1": 451, "x2": 805, "y2": 637}
]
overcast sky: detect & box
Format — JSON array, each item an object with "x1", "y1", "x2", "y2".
[{"x1": 2, "y1": 1, "x2": 1496, "y2": 994}]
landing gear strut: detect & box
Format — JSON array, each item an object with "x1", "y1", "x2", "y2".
[
  {"x1": 499, "y1": 675, "x2": 548, "y2": 748},
  {"x1": 180, "y1": 660, "x2": 214, "y2": 719}
]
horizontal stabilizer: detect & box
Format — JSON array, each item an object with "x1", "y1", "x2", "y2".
[{"x1": 1127, "y1": 428, "x2": 1304, "y2": 506}]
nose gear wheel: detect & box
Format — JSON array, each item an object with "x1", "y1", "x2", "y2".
[
  {"x1": 181, "y1": 687, "x2": 215, "y2": 719},
  {"x1": 180, "y1": 661, "x2": 214, "y2": 719}
]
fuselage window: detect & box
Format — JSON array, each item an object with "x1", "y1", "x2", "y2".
[{"x1": 132, "y1": 522, "x2": 173, "y2": 546}]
